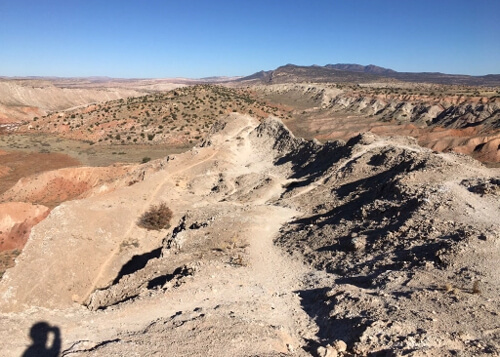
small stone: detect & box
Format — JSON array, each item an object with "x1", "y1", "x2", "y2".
[
  {"x1": 326, "y1": 345, "x2": 338, "y2": 357},
  {"x1": 333, "y1": 339, "x2": 347, "y2": 352},
  {"x1": 349, "y1": 236, "x2": 366, "y2": 251},
  {"x1": 317, "y1": 345, "x2": 337, "y2": 357}
]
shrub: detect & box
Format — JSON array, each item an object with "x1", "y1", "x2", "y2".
[
  {"x1": 138, "y1": 202, "x2": 173, "y2": 230},
  {"x1": 141, "y1": 157, "x2": 151, "y2": 163}
]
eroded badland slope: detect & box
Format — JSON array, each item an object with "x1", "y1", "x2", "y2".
[
  {"x1": 254, "y1": 83, "x2": 500, "y2": 165},
  {"x1": 0, "y1": 158, "x2": 174, "y2": 275},
  {"x1": 0, "y1": 85, "x2": 291, "y2": 276},
  {"x1": 0, "y1": 79, "x2": 152, "y2": 124},
  {"x1": 0, "y1": 114, "x2": 498, "y2": 356}
]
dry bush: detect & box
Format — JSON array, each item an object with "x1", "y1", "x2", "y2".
[{"x1": 138, "y1": 202, "x2": 173, "y2": 230}]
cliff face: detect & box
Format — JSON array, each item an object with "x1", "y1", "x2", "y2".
[
  {"x1": 330, "y1": 93, "x2": 500, "y2": 163},
  {"x1": 326, "y1": 91, "x2": 500, "y2": 129}
]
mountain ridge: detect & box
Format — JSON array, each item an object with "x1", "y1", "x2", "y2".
[
  {"x1": 239, "y1": 63, "x2": 500, "y2": 86},
  {"x1": 325, "y1": 63, "x2": 397, "y2": 75}
]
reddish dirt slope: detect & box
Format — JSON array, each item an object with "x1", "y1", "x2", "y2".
[
  {"x1": 0, "y1": 160, "x2": 160, "y2": 275},
  {"x1": 0, "y1": 165, "x2": 140, "y2": 208},
  {"x1": 0, "y1": 202, "x2": 50, "y2": 251},
  {"x1": 0, "y1": 150, "x2": 81, "y2": 196},
  {"x1": 0, "y1": 149, "x2": 160, "y2": 275}
]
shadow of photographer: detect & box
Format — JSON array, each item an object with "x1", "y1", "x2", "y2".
[{"x1": 22, "y1": 321, "x2": 61, "y2": 357}]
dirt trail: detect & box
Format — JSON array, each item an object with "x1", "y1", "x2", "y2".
[
  {"x1": 81, "y1": 148, "x2": 220, "y2": 304},
  {"x1": 0, "y1": 114, "x2": 316, "y2": 356}
]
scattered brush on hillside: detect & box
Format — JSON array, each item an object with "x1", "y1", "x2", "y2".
[{"x1": 21, "y1": 85, "x2": 292, "y2": 146}]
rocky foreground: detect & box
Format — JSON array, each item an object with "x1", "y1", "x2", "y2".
[{"x1": 0, "y1": 114, "x2": 498, "y2": 356}]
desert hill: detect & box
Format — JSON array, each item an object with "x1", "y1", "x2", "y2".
[
  {"x1": 13, "y1": 85, "x2": 290, "y2": 147},
  {"x1": 0, "y1": 78, "x2": 150, "y2": 124},
  {"x1": 325, "y1": 64, "x2": 397, "y2": 75},
  {"x1": 0, "y1": 76, "x2": 244, "y2": 125},
  {"x1": 0, "y1": 114, "x2": 498, "y2": 356}
]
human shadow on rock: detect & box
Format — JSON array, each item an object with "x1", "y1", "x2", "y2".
[{"x1": 22, "y1": 321, "x2": 61, "y2": 357}]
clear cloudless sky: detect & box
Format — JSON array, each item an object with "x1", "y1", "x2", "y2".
[{"x1": 1, "y1": 0, "x2": 499, "y2": 78}]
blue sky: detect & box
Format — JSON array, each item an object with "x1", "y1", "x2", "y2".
[{"x1": 1, "y1": 0, "x2": 499, "y2": 78}]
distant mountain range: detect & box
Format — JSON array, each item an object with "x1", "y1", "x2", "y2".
[
  {"x1": 4, "y1": 64, "x2": 499, "y2": 87},
  {"x1": 238, "y1": 63, "x2": 500, "y2": 86}
]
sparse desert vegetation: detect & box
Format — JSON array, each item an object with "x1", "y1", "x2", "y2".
[
  {"x1": 138, "y1": 202, "x2": 173, "y2": 230},
  {"x1": 18, "y1": 85, "x2": 291, "y2": 146}
]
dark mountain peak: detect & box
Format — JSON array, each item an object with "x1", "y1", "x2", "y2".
[
  {"x1": 365, "y1": 64, "x2": 397, "y2": 74},
  {"x1": 278, "y1": 63, "x2": 300, "y2": 70},
  {"x1": 325, "y1": 63, "x2": 396, "y2": 75}
]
